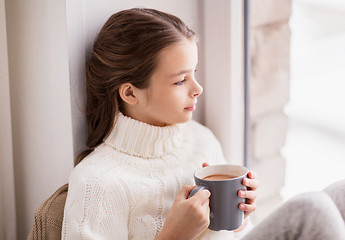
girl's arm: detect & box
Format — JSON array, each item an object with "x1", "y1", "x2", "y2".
[{"x1": 156, "y1": 185, "x2": 211, "y2": 240}]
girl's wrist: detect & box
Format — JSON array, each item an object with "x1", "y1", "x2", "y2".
[
  {"x1": 156, "y1": 228, "x2": 177, "y2": 240},
  {"x1": 155, "y1": 231, "x2": 169, "y2": 240}
]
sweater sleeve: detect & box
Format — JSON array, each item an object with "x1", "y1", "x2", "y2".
[{"x1": 62, "y1": 165, "x2": 130, "y2": 240}]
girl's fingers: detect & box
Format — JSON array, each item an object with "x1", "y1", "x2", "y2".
[
  {"x1": 247, "y1": 170, "x2": 257, "y2": 179},
  {"x1": 192, "y1": 188, "x2": 211, "y2": 205},
  {"x1": 179, "y1": 185, "x2": 196, "y2": 199},
  {"x1": 202, "y1": 162, "x2": 209, "y2": 168},
  {"x1": 242, "y1": 177, "x2": 259, "y2": 190},
  {"x1": 238, "y1": 190, "x2": 257, "y2": 201},
  {"x1": 239, "y1": 203, "x2": 256, "y2": 212},
  {"x1": 237, "y1": 170, "x2": 258, "y2": 217}
]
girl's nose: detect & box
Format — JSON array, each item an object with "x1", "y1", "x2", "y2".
[{"x1": 192, "y1": 82, "x2": 203, "y2": 97}]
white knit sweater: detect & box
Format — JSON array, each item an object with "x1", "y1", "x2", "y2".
[{"x1": 62, "y1": 113, "x2": 241, "y2": 239}]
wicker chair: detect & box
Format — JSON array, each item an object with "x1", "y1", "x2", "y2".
[{"x1": 27, "y1": 184, "x2": 68, "y2": 240}]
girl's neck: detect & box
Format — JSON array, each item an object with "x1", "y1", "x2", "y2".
[{"x1": 122, "y1": 108, "x2": 171, "y2": 127}]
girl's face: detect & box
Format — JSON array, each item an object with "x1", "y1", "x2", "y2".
[{"x1": 131, "y1": 39, "x2": 203, "y2": 126}]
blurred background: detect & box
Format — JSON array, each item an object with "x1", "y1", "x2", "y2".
[
  {"x1": 282, "y1": 0, "x2": 345, "y2": 199},
  {"x1": 1, "y1": 0, "x2": 344, "y2": 239}
]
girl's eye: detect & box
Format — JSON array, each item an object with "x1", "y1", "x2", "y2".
[{"x1": 175, "y1": 79, "x2": 186, "y2": 85}]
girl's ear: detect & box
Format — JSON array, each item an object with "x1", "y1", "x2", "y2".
[{"x1": 118, "y1": 83, "x2": 138, "y2": 105}]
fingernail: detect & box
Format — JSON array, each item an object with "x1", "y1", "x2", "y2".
[{"x1": 240, "y1": 191, "x2": 245, "y2": 196}]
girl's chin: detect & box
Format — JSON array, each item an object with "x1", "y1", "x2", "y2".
[
  {"x1": 176, "y1": 114, "x2": 193, "y2": 124},
  {"x1": 155, "y1": 113, "x2": 193, "y2": 126}
]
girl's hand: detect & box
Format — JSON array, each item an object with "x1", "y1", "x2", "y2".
[
  {"x1": 202, "y1": 162, "x2": 259, "y2": 219},
  {"x1": 238, "y1": 170, "x2": 259, "y2": 219},
  {"x1": 157, "y1": 185, "x2": 211, "y2": 240}
]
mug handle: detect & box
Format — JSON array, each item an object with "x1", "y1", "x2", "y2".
[{"x1": 189, "y1": 185, "x2": 207, "y2": 198}]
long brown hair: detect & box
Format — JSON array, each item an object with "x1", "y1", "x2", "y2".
[{"x1": 76, "y1": 8, "x2": 197, "y2": 165}]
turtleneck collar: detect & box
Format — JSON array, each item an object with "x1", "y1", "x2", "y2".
[{"x1": 104, "y1": 112, "x2": 184, "y2": 158}]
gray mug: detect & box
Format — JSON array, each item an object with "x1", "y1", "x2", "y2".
[{"x1": 189, "y1": 164, "x2": 248, "y2": 231}]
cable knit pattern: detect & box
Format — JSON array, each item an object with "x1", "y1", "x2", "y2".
[{"x1": 62, "y1": 113, "x2": 237, "y2": 240}]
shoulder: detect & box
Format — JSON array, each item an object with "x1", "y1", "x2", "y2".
[
  {"x1": 71, "y1": 150, "x2": 114, "y2": 182},
  {"x1": 67, "y1": 150, "x2": 129, "y2": 201}
]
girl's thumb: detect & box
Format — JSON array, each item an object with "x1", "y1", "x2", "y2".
[{"x1": 179, "y1": 185, "x2": 195, "y2": 199}]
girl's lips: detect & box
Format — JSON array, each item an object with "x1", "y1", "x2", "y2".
[{"x1": 184, "y1": 105, "x2": 196, "y2": 111}]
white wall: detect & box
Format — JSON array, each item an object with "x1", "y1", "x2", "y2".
[
  {"x1": 5, "y1": 0, "x2": 74, "y2": 239},
  {"x1": 0, "y1": 0, "x2": 17, "y2": 238}
]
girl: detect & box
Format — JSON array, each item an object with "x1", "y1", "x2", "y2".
[{"x1": 62, "y1": 8, "x2": 258, "y2": 240}]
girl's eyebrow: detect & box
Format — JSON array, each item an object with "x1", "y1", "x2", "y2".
[
  {"x1": 168, "y1": 65, "x2": 198, "y2": 78},
  {"x1": 169, "y1": 69, "x2": 193, "y2": 78}
]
